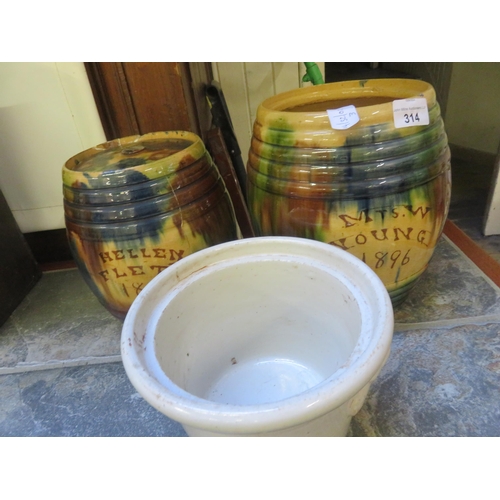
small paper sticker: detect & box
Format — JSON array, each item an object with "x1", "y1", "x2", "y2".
[
  {"x1": 392, "y1": 98, "x2": 429, "y2": 128},
  {"x1": 327, "y1": 105, "x2": 360, "y2": 130}
]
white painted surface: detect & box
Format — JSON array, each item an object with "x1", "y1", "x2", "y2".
[
  {"x1": 211, "y1": 62, "x2": 324, "y2": 166},
  {"x1": 0, "y1": 62, "x2": 106, "y2": 233}
]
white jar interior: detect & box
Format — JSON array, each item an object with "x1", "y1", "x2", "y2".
[{"x1": 150, "y1": 256, "x2": 363, "y2": 406}]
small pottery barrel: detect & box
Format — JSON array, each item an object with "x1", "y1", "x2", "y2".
[
  {"x1": 63, "y1": 131, "x2": 238, "y2": 319},
  {"x1": 247, "y1": 79, "x2": 452, "y2": 306}
]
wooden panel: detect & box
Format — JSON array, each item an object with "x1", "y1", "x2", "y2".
[
  {"x1": 185, "y1": 62, "x2": 214, "y2": 142},
  {"x1": 122, "y1": 62, "x2": 195, "y2": 134},
  {"x1": 85, "y1": 62, "x2": 140, "y2": 140},
  {"x1": 85, "y1": 62, "x2": 213, "y2": 141}
]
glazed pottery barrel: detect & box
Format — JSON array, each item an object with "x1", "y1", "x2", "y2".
[
  {"x1": 63, "y1": 131, "x2": 238, "y2": 319},
  {"x1": 247, "y1": 79, "x2": 452, "y2": 306}
]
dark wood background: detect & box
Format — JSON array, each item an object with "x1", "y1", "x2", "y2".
[{"x1": 84, "y1": 62, "x2": 214, "y2": 141}]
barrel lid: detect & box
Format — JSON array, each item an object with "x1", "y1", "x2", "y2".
[{"x1": 63, "y1": 131, "x2": 207, "y2": 189}]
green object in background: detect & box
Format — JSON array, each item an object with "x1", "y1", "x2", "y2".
[{"x1": 302, "y1": 62, "x2": 325, "y2": 85}]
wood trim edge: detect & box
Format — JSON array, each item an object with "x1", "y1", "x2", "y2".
[
  {"x1": 84, "y1": 62, "x2": 140, "y2": 140},
  {"x1": 443, "y1": 219, "x2": 500, "y2": 287}
]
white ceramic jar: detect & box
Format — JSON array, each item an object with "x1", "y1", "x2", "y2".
[{"x1": 121, "y1": 236, "x2": 394, "y2": 437}]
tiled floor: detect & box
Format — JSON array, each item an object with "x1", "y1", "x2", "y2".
[{"x1": 1, "y1": 155, "x2": 500, "y2": 437}]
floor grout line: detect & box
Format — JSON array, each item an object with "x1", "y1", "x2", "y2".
[
  {"x1": 0, "y1": 355, "x2": 122, "y2": 376},
  {"x1": 4, "y1": 313, "x2": 500, "y2": 374},
  {"x1": 395, "y1": 314, "x2": 500, "y2": 332}
]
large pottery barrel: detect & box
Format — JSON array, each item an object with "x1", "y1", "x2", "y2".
[
  {"x1": 63, "y1": 130, "x2": 238, "y2": 319},
  {"x1": 247, "y1": 79, "x2": 451, "y2": 306}
]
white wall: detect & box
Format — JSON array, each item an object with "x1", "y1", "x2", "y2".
[{"x1": 0, "y1": 62, "x2": 106, "y2": 233}]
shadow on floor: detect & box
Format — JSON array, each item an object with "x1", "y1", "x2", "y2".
[{"x1": 449, "y1": 155, "x2": 500, "y2": 261}]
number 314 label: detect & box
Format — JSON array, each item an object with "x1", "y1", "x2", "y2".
[{"x1": 392, "y1": 98, "x2": 429, "y2": 128}]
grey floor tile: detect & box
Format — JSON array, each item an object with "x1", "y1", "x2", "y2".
[
  {"x1": 0, "y1": 362, "x2": 187, "y2": 437},
  {"x1": 394, "y1": 236, "x2": 500, "y2": 324},
  {"x1": 3, "y1": 322, "x2": 499, "y2": 437},
  {"x1": 0, "y1": 269, "x2": 122, "y2": 371},
  {"x1": 351, "y1": 322, "x2": 500, "y2": 437}
]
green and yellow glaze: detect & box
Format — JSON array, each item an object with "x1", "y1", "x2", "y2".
[
  {"x1": 247, "y1": 79, "x2": 452, "y2": 306},
  {"x1": 63, "y1": 131, "x2": 238, "y2": 319}
]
